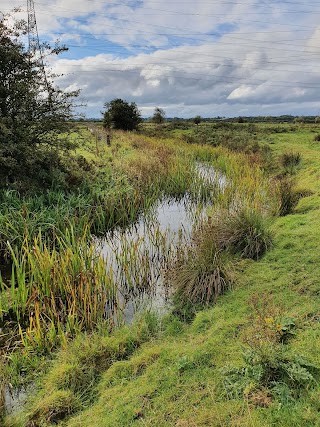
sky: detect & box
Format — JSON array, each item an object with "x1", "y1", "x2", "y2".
[{"x1": 2, "y1": 0, "x2": 320, "y2": 118}]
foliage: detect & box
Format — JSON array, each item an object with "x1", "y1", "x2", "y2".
[
  {"x1": 0, "y1": 227, "x2": 117, "y2": 353},
  {"x1": 0, "y1": 13, "x2": 79, "y2": 190},
  {"x1": 152, "y1": 107, "x2": 166, "y2": 125},
  {"x1": 0, "y1": 131, "x2": 201, "y2": 263},
  {"x1": 181, "y1": 125, "x2": 273, "y2": 169},
  {"x1": 223, "y1": 298, "x2": 317, "y2": 405},
  {"x1": 3, "y1": 123, "x2": 320, "y2": 426},
  {"x1": 193, "y1": 115, "x2": 202, "y2": 125},
  {"x1": 103, "y1": 99, "x2": 142, "y2": 131},
  {"x1": 6, "y1": 314, "x2": 160, "y2": 426}
]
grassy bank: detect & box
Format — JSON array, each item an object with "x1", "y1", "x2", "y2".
[{"x1": 3, "y1": 123, "x2": 320, "y2": 426}]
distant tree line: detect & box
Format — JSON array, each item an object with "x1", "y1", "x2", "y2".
[{"x1": 101, "y1": 98, "x2": 319, "y2": 128}]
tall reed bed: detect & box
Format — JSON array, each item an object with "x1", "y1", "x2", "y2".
[
  {"x1": 166, "y1": 144, "x2": 275, "y2": 317},
  {"x1": 0, "y1": 133, "x2": 209, "y2": 264},
  {"x1": 0, "y1": 227, "x2": 117, "y2": 353},
  {"x1": 0, "y1": 133, "x2": 222, "y2": 355}
]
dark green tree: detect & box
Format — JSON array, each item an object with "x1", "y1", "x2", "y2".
[
  {"x1": 0, "y1": 12, "x2": 79, "y2": 189},
  {"x1": 103, "y1": 99, "x2": 142, "y2": 131},
  {"x1": 193, "y1": 115, "x2": 202, "y2": 126},
  {"x1": 152, "y1": 107, "x2": 166, "y2": 125}
]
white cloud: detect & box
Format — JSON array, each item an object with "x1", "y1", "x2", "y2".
[
  {"x1": 2, "y1": 0, "x2": 320, "y2": 116},
  {"x1": 228, "y1": 85, "x2": 256, "y2": 101}
]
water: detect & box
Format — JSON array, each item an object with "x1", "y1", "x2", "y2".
[
  {"x1": 3, "y1": 162, "x2": 224, "y2": 414},
  {"x1": 99, "y1": 197, "x2": 202, "y2": 320},
  {"x1": 4, "y1": 386, "x2": 28, "y2": 415},
  {"x1": 99, "y1": 163, "x2": 225, "y2": 322}
]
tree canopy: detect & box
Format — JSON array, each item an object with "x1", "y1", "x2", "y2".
[
  {"x1": 152, "y1": 107, "x2": 166, "y2": 125},
  {"x1": 103, "y1": 99, "x2": 142, "y2": 131},
  {"x1": 0, "y1": 13, "x2": 79, "y2": 189},
  {"x1": 193, "y1": 115, "x2": 202, "y2": 125}
]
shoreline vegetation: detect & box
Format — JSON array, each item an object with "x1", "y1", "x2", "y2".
[{"x1": 1, "y1": 121, "x2": 320, "y2": 426}]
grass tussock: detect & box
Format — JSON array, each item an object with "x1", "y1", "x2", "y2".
[
  {"x1": 275, "y1": 173, "x2": 314, "y2": 217},
  {"x1": 25, "y1": 390, "x2": 80, "y2": 427},
  {"x1": 280, "y1": 151, "x2": 302, "y2": 174},
  {"x1": 208, "y1": 208, "x2": 273, "y2": 260},
  {"x1": 169, "y1": 225, "x2": 233, "y2": 319}
]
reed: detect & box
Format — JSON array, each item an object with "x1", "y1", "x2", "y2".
[
  {"x1": 0, "y1": 226, "x2": 118, "y2": 352},
  {"x1": 0, "y1": 134, "x2": 212, "y2": 264}
]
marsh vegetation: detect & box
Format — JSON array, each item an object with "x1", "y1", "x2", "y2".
[{"x1": 1, "y1": 119, "x2": 320, "y2": 426}]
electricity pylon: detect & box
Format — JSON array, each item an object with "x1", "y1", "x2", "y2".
[{"x1": 27, "y1": 0, "x2": 51, "y2": 95}]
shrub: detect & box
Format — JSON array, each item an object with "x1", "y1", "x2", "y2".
[{"x1": 0, "y1": 13, "x2": 79, "y2": 190}]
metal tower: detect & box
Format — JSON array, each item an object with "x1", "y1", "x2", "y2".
[
  {"x1": 27, "y1": 0, "x2": 50, "y2": 93},
  {"x1": 27, "y1": 0, "x2": 41, "y2": 55}
]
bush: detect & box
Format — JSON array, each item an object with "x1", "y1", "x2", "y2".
[
  {"x1": 0, "y1": 14, "x2": 79, "y2": 190},
  {"x1": 102, "y1": 99, "x2": 142, "y2": 131}
]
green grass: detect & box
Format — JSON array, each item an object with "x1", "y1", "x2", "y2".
[{"x1": 4, "y1": 123, "x2": 320, "y2": 426}]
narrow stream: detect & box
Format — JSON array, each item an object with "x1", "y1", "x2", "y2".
[
  {"x1": 4, "y1": 163, "x2": 223, "y2": 414},
  {"x1": 99, "y1": 163, "x2": 224, "y2": 322},
  {"x1": 99, "y1": 197, "x2": 207, "y2": 321}
]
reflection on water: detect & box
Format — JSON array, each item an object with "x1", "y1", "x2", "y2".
[
  {"x1": 99, "y1": 197, "x2": 205, "y2": 321},
  {"x1": 4, "y1": 386, "x2": 28, "y2": 415},
  {"x1": 99, "y1": 163, "x2": 225, "y2": 322}
]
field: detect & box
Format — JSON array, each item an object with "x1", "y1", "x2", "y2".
[{"x1": 2, "y1": 121, "x2": 320, "y2": 426}]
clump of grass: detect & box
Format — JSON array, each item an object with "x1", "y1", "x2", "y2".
[
  {"x1": 276, "y1": 176, "x2": 300, "y2": 216},
  {"x1": 209, "y1": 208, "x2": 273, "y2": 260},
  {"x1": 280, "y1": 151, "x2": 301, "y2": 174},
  {"x1": 26, "y1": 390, "x2": 80, "y2": 426},
  {"x1": 169, "y1": 225, "x2": 233, "y2": 319}
]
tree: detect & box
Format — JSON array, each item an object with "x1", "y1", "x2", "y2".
[
  {"x1": 152, "y1": 107, "x2": 166, "y2": 125},
  {"x1": 0, "y1": 12, "x2": 79, "y2": 189},
  {"x1": 193, "y1": 115, "x2": 202, "y2": 126},
  {"x1": 103, "y1": 99, "x2": 142, "y2": 131}
]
